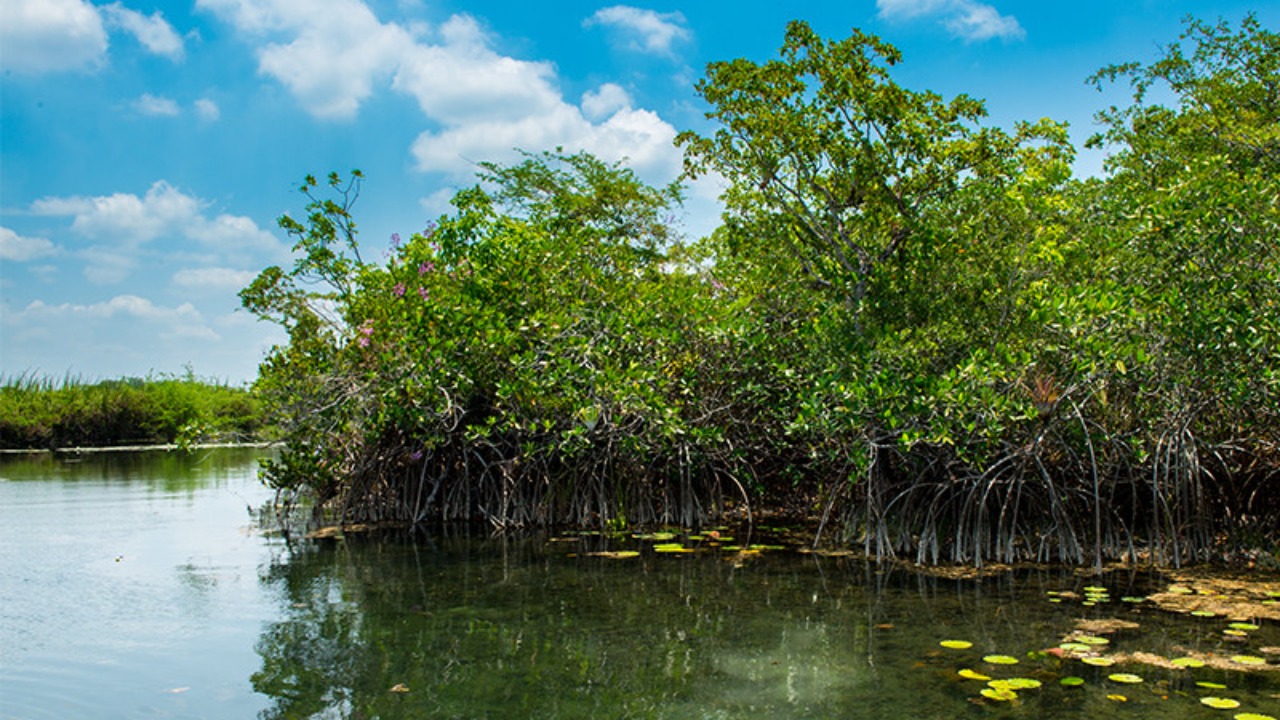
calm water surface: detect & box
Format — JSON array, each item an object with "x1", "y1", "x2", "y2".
[{"x1": 1, "y1": 449, "x2": 1277, "y2": 719}]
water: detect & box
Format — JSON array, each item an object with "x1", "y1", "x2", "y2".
[{"x1": 2, "y1": 449, "x2": 1277, "y2": 719}]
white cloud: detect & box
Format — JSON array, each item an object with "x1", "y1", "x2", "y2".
[
  {"x1": 876, "y1": 0, "x2": 1024, "y2": 41},
  {"x1": 584, "y1": 6, "x2": 690, "y2": 58},
  {"x1": 194, "y1": 98, "x2": 221, "y2": 121},
  {"x1": 172, "y1": 267, "x2": 258, "y2": 292},
  {"x1": 0, "y1": 0, "x2": 108, "y2": 74},
  {"x1": 29, "y1": 182, "x2": 287, "y2": 284},
  {"x1": 101, "y1": 2, "x2": 184, "y2": 60},
  {"x1": 0, "y1": 227, "x2": 58, "y2": 261},
  {"x1": 581, "y1": 83, "x2": 632, "y2": 121},
  {"x1": 199, "y1": 0, "x2": 685, "y2": 184},
  {"x1": 16, "y1": 296, "x2": 217, "y2": 338},
  {"x1": 133, "y1": 93, "x2": 181, "y2": 117},
  {"x1": 197, "y1": 0, "x2": 414, "y2": 119}
]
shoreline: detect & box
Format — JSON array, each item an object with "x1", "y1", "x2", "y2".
[{"x1": 0, "y1": 441, "x2": 279, "y2": 455}]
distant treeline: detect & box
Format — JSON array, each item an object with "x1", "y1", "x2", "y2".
[
  {"x1": 0, "y1": 373, "x2": 266, "y2": 449},
  {"x1": 243, "y1": 17, "x2": 1278, "y2": 567}
]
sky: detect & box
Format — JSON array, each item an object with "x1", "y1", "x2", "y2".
[{"x1": 1, "y1": 0, "x2": 1274, "y2": 385}]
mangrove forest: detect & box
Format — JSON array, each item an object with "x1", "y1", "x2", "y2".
[{"x1": 239, "y1": 16, "x2": 1280, "y2": 568}]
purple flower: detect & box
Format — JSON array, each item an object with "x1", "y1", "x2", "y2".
[
  {"x1": 418, "y1": 261, "x2": 435, "y2": 275},
  {"x1": 410, "y1": 450, "x2": 424, "y2": 461},
  {"x1": 390, "y1": 233, "x2": 401, "y2": 247},
  {"x1": 393, "y1": 282, "x2": 406, "y2": 297},
  {"x1": 417, "y1": 286, "x2": 430, "y2": 300},
  {"x1": 423, "y1": 221, "x2": 437, "y2": 237},
  {"x1": 356, "y1": 323, "x2": 374, "y2": 348}
]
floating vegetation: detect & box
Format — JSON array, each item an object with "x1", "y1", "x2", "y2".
[
  {"x1": 1173, "y1": 657, "x2": 1207, "y2": 668},
  {"x1": 1074, "y1": 635, "x2": 1111, "y2": 646},
  {"x1": 633, "y1": 531, "x2": 676, "y2": 541},
  {"x1": 940, "y1": 640, "x2": 973, "y2": 650},
  {"x1": 1199, "y1": 682, "x2": 1230, "y2": 690},
  {"x1": 1230, "y1": 623, "x2": 1261, "y2": 631},
  {"x1": 585, "y1": 550, "x2": 640, "y2": 559},
  {"x1": 980, "y1": 687, "x2": 1017, "y2": 702},
  {"x1": 1121, "y1": 596, "x2": 1147, "y2": 603},
  {"x1": 1194, "y1": 610, "x2": 1220, "y2": 617},
  {"x1": 958, "y1": 668, "x2": 990, "y2": 681},
  {"x1": 1081, "y1": 656, "x2": 1116, "y2": 667},
  {"x1": 1002, "y1": 678, "x2": 1042, "y2": 690},
  {"x1": 652, "y1": 543, "x2": 692, "y2": 554},
  {"x1": 1231, "y1": 656, "x2": 1267, "y2": 666},
  {"x1": 1201, "y1": 697, "x2": 1242, "y2": 709},
  {"x1": 983, "y1": 655, "x2": 1019, "y2": 665},
  {"x1": 1108, "y1": 673, "x2": 1143, "y2": 684},
  {"x1": 1234, "y1": 714, "x2": 1277, "y2": 720},
  {"x1": 1107, "y1": 694, "x2": 1127, "y2": 702},
  {"x1": 1060, "y1": 676, "x2": 1085, "y2": 687}
]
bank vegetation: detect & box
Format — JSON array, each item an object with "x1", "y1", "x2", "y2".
[{"x1": 242, "y1": 16, "x2": 1279, "y2": 568}]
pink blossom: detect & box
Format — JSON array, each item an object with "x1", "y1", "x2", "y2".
[
  {"x1": 418, "y1": 261, "x2": 435, "y2": 275},
  {"x1": 393, "y1": 282, "x2": 406, "y2": 297},
  {"x1": 417, "y1": 286, "x2": 430, "y2": 300},
  {"x1": 356, "y1": 323, "x2": 374, "y2": 348}
]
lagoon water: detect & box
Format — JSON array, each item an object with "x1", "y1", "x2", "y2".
[{"x1": 1, "y1": 449, "x2": 1277, "y2": 719}]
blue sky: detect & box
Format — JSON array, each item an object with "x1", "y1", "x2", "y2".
[{"x1": 2, "y1": 0, "x2": 1274, "y2": 385}]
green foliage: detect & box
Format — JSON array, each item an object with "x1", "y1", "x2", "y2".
[
  {"x1": 0, "y1": 372, "x2": 263, "y2": 449},
  {"x1": 251, "y1": 17, "x2": 1279, "y2": 565}
]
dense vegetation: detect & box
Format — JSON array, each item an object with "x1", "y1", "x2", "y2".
[
  {"x1": 0, "y1": 372, "x2": 264, "y2": 449},
  {"x1": 243, "y1": 16, "x2": 1279, "y2": 566}
]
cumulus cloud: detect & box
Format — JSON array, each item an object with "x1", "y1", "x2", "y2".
[
  {"x1": 0, "y1": 0, "x2": 108, "y2": 74},
  {"x1": 584, "y1": 6, "x2": 690, "y2": 58},
  {"x1": 876, "y1": 0, "x2": 1024, "y2": 42},
  {"x1": 0, "y1": 0, "x2": 186, "y2": 74},
  {"x1": 0, "y1": 227, "x2": 58, "y2": 261},
  {"x1": 197, "y1": 0, "x2": 414, "y2": 119},
  {"x1": 29, "y1": 181, "x2": 286, "y2": 284},
  {"x1": 172, "y1": 267, "x2": 259, "y2": 292},
  {"x1": 133, "y1": 93, "x2": 181, "y2": 116},
  {"x1": 581, "y1": 83, "x2": 632, "y2": 121},
  {"x1": 199, "y1": 0, "x2": 685, "y2": 185},
  {"x1": 101, "y1": 2, "x2": 185, "y2": 60},
  {"x1": 18, "y1": 296, "x2": 216, "y2": 336}
]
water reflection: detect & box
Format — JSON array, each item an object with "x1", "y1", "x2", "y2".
[{"x1": 251, "y1": 535, "x2": 1280, "y2": 719}]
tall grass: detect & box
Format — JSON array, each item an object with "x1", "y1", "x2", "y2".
[{"x1": 0, "y1": 371, "x2": 267, "y2": 449}]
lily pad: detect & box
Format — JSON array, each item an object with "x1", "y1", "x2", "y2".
[
  {"x1": 983, "y1": 655, "x2": 1019, "y2": 665},
  {"x1": 1108, "y1": 673, "x2": 1143, "y2": 684},
  {"x1": 1003, "y1": 678, "x2": 1042, "y2": 689},
  {"x1": 1192, "y1": 610, "x2": 1219, "y2": 617},
  {"x1": 940, "y1": 640, "x2": 973, "y2": 650},
  {"x1": 1075, "y1": 635, "x2": 1110, "y2": 645},
  {"x1": 1083, "y1": 586, "x2": 1108, "y2": 593},
  {"x1": 652, "y1": 543, "x2": 692, "y2": 553},
  {"x1": 958, "y1": 668, "x2": 990, "y2": 681},
  {"x1": 980, "y1": 687, "x2": 1017, "y2": 702},
  {"x1": 1197, "y1": 682, "x2": 1229, "y2": 690},
  {"x1": 1081, "y1": 656, "x2": 1116, "y2": 667},
  {"x1": 1171, "y1": 657, "x2": 1206, "y2": 668},
  {"x1": 1230, "y1": 655, "x2": 1266, "y2": 666},
  {"x1": 1234, "y1": 714, "x2": 1277, "y2": 720},
  {"x1": 1121, "y1": 596, "x2": 1147, "y2": 603},
  {"x1": 1107, "y1": 694, "x2": 1128, "y2": 702},
  {"x1": 1059, "y1": 642, "x2": 1092, "y2": 653},
  {"x1": 1228, "y1": 622, "x2": 1260, "y2": 631},
  {"x1": 1201, "y1": 697, "x2": 1242, "y2": 710},
  {"x1": 1060, "y1": 676, "x2": 1085, "y2": 687},
  {"x1": 586, "y1": 550, "x2": 640, "y2": 559}
]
